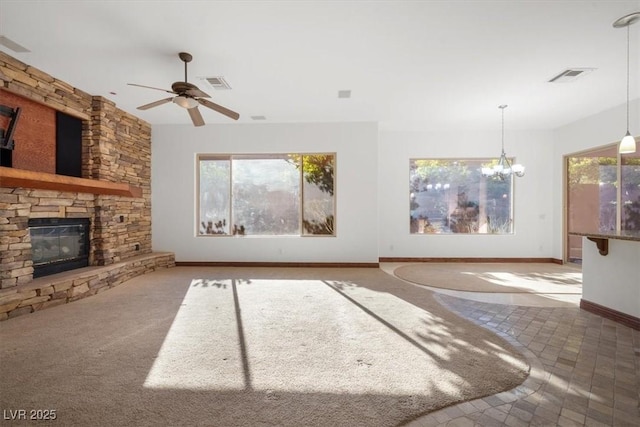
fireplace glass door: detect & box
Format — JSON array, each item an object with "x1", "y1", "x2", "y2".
[{"x1": 28, "y1": 218, "x2": 90, "y2": 277}]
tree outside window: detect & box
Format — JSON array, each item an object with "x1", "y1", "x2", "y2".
[{"x1": 199, "y1": 154, "x2": 335, "y2": 236}]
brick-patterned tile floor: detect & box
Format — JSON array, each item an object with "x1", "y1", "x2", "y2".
[{"x1": 404, "y1": 295, "x2": 640, "y2": 427}]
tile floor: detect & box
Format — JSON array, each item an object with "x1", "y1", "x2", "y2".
[{"x1": 392, "y1": 271, "x2": 640, "y2": 427}]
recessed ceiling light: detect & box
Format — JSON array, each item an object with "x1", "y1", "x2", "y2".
[
  {"x1": 338, "y1": 90, "x2": 351, "y2": 99},
  {"x1": 0, "y1": 35, "x2": 30, "y2": 53},
  {"x1": 548, "y1": 68, "x2": 596, "y2": 83},
  {"x1": 251, "y1": 115, "x2": 266, "y2": 120}
]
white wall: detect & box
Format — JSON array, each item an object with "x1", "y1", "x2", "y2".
[
  {"x1": 151, "y1": 101, "x2": 637, "y2": 263},
  {"x1": 582, "y1": 238, "x2": 640, "y2": 318},
  {"x1": 552, "y1": 99, "x2": 640, "y2": 259},
  {"x1": 378, "y1": 129, "x2": 555, "y2": 258},
  {"x1": 151, "y1": 122, "x2": 379, "y2": 263}
]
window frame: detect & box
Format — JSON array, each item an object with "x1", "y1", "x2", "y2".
[
  {"x1": 197, "y1": 152, "x2": 336, "y2": 237},
  {"x1": 409, "y1": 157, "x2": 516, "y2": 235}
]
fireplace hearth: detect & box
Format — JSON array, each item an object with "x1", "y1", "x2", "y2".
[{"x1": 28, "y1": 218, "x2": 90, "y2": 278}]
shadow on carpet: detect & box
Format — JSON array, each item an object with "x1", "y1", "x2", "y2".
[{"x1": 0, "y1": 267, "x2": 529, "y2": 426}]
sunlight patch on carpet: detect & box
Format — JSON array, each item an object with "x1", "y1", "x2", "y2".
[
  {"x1": 463, "y1": 271, "x2": 582, "y2": 293},
  {"x1": 144, "y1": 278, "x2": 527, "y2": 395},
  {"x1": 394, "y1": 263, "x2": 582, "y2": 294},
  {"x1": 143, "y1": 278, "x2": 246, "y2": 390}
]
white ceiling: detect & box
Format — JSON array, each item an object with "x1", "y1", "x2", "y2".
[{"x1": 0, "y1": 0, "x2": 638, "y2": 131}]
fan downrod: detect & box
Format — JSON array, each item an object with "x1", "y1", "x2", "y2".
[{"x1": 178, "y1": 52, "x2": 193, "y2": 83}]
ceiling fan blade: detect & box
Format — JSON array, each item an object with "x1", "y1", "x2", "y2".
[
  {"x1": 188, "y1": 106, "x2": 205, "y2": 127},
  {"x1": 128, "y1": 83, "x2": 176, "y2": 94},
  {"x1": 197, "y1": 98, "x2": 240, "y2": 121},
  {"x1": 137, "y1": 97, "x2": 174, "y2": 110},
  {"x1": 185, "y1": 87, "x2": 211, "y2": 98}
]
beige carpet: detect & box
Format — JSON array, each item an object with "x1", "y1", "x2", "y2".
[
  {"x1": 0, "y1": 267, "x2": 528, "y2": 426},
  {"x1": 394, "y1": 263, "x2": 582, "y2": 293}
]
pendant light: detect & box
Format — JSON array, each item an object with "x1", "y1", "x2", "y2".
[
  {"x1": 481, "y1": 105, "x2": 525, "y2": 180},
  {"x1": 613, "y1": 12, "x2": 639, "y2": 154}
]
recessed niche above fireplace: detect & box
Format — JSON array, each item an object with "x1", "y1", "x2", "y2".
[
  {"x1": 28, "y1": 218, "x2": 90, "y2": 278},
  {"x1": 56, "y1": 111, "x2": 83, "y2": 178}
]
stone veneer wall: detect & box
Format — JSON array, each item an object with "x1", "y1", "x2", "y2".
[
  {"x1": 0, "y1": 51, "x2": 153, "y2": 290},
  {"x1": 90, "y1": 96, "x2": 152, "y2": 265},
  {"x1": 0, "y1": 252, "x2": 174, "y2": 321}
]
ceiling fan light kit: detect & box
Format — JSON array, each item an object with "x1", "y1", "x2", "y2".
[
  {"x1": 173, "y1": 96, "x2": 198, "y2": 109},
  {"x1": 128, "y1": 52, "x2": 239, "y2": 126}
]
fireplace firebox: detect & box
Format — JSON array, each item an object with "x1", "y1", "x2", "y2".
[{"x1": 28, "y1": 218, "x2": 90, "y2": 278}]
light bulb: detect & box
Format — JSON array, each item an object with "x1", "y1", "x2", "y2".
[
  {"x1": 512, "y1": 164, "x2": 525, "y2": 177},
  {"x1": 619, "y1": 131, "x2": 636, "y2": 154}
]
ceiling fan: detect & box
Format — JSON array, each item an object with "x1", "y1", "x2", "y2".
[{"x1": 128, "y1": 52, "x2": 239, "y2": 126}]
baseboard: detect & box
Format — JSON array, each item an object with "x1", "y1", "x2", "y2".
[
  {"x1": 175, "y1": 261, "x2": 379, "y2": 268},
  {"x1": 580, "y1": 299, "x2": 640, "y2": 330},
  {"x1": 378, "y1": 257, "x2": 561, "y2": 263},
  {"x1": 177, "y1": 258, "x2": 564, "y2": 267}
]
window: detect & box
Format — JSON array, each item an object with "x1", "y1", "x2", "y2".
[
  {"x1": 566, "y1": 145, "x2": 640, "y2": 263},
  {"x1": 409, "y1": 159, "x2": 514, "y2": 234},
  {"x1": 567, "y1": 146, "x2": 618, "y2": 237},
  {"x1": 621, "y1": 151, "x2": 640, "y2": 233},
  {"x1": 198, "y1": 154, "x2": 335, "y2": 236}
]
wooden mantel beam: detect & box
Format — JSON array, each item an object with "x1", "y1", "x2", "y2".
[{"x1": 0, "y1": 166, "x2": 142, "y2": 198}]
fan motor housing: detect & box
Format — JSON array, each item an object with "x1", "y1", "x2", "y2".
[{"x1": 171, "y1": 81, "x2": 199, "y2": 94}]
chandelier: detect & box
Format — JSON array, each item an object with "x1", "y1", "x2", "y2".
[{"x1": 481, "y1": 105, "x2": 525, "y2": 180}]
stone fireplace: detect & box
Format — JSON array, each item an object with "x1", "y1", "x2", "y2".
[{"x1": 0, "y1": 51, "x2": 174, "y2": 320}]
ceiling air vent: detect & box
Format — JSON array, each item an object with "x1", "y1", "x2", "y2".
[
  {"x1": 202, "y1": 76, "x2": 232, "y2": 90},
  {"x1": 251, "y1": 115, "x2": 266, "y2": 121},
  {"x1": 548, "y1": 68, "x2": 595, "y2": 83}
]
